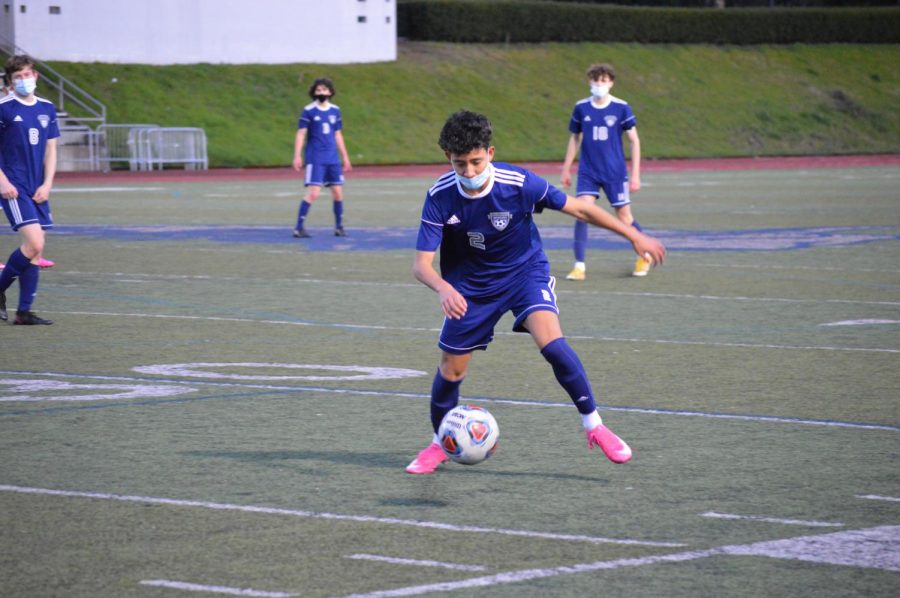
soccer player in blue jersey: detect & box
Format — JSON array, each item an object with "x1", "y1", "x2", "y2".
[
  {"x1": 561, "y1": 63, "x2": 648, "y2": 279},
  {"x1": 291, "y1": 77, "x2": 352, "y2": 238},
  {"x1": 0, "y1": 55, "x2": 58, "y2": 325},
  {"x1": 406, "y1": 111, "x2": 666, "y2": 474}
]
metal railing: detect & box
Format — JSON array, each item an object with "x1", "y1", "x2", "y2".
[
  {"x1": 97, "y1": 124, "x2": 159, "y2": 171},
  {"x1": 94, "y1": 125, "x2": 208, "y2": 171},
  {"x1": 0, "y1": 33, "x2": 106, "y2": 126}
]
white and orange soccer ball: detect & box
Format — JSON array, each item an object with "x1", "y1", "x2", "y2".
[{"x1": 437, "y1": 405, "x2": 499, "y2": 465}]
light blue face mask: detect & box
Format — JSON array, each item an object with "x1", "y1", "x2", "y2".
[
  {"x1": 456, "y1": 163, "x2": 492, "y2": 190},
  {"x1": 14, "y1": 77, "x2": 36, "y2": 96},
  {"x1": 591, "y1": 84, "x2": 610, "y2": 98}
]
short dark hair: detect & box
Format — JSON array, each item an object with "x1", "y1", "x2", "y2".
[
  {"x1": 438, "y1": 111, "x2": 493, "y2": 155},
  {"x1": 308, "y1": 77, "x2": 335, "y2": 99},
  {"x1": 586, "y1": 63, "x2": 616, "y2": 81},
  {"x1": 5, "y1": 55, "x2": 35, "y2": 82}
]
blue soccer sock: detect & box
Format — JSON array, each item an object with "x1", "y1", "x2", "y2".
[
  {"x1": 0, "y1": 248, "x2": 31, "y2": 293},
  {"x1": 573, "y1": 220, "x2": 588, "y2": 263},
  {"x1": 296, "y1": 200, "x2": 312, "y2": 229},
  {"x1": 17, "y1": 262, "x2": 39, "y2": 311},
  {"x1": 333, "y1": 200, "x2": 343, "y2": 229},
  {"x1": 541, "y1": 337, "x2": 597, "y2": 415},
  {"x1": 430, "y1": 369, "x2": 463, "y2": 433}
]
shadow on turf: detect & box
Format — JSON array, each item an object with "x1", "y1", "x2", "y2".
[{"x1": 185, "y1": 449, "x2": 608, "y2": 483}]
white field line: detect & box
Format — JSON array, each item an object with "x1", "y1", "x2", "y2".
[
  {"x1": 57, "y1": 271, "x2": 900, "y2": 306},
  {"x1": 0, "y1": 485, "x2": 685, "y2": 548},
  {"x1": 54, "y1": 187, "x2": 167, "y2": 193},
  {"x1": 2, "y1": 370, "x2": 897, "y2": 432},
  {"x1": 42, "y1": 311, "x2": 900, "y2": 355},
  {"x1": 334, "y1": 526, "x2": 900, "y2": 597},
  {"x1": 700, "y1": 511, "x2": 844, "y2": 527},
  {"x1": 857, "y1": 494, "x2": 900, "y2": 502},
  {"x1": 820, "y1": 319, "x2": 900, "y2": 327},
  {"x1": 335, "y1": 549, "x2": 728, "y2": 598},
  {"x1": 140, "y1": 579, "x2": 293, "y2": 597},
  {"x1": 345, "y1": 554, "x2": 488, "y2": 572}
]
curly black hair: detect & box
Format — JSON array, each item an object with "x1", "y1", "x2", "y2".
[
  {"x1": 438, "y1": 110, "x2": 493, "y2": 155},
  {"x1": 308, "y1": 77, "x2": 335, "y2": 99}
]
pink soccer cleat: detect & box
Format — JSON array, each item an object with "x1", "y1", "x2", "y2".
[
  {"x1": 586, "y1": 424, "x2": 633, "y2": 464},
  {"x1": 405, "y1": 442, "x2": 449, "y2": 474},
  {"x1": 37, "y1": 258, "x2": 55, "y2": 268}
]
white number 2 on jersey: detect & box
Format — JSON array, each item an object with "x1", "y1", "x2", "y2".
[{"x1": 467, "y1": 231, "x2": 485, "y2": 250}]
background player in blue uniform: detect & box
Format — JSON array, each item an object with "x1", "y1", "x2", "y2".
[
  {"x1": 0, "y1": 72, "x2": 54, "y2": 273},
  {"x1": 561, "y1": 63, "x2": 649, "y2": 279},
  {"x1": 0, "y1": 55, "x2": 58, "y2": 325},
  {"x1": 291, "y1": 77, "x2": 352, "y2": 238},
  {"x1": 406, "y1": 111, "x2": 666, "y2": 474}
]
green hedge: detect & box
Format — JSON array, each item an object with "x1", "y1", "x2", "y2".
[{"x1": 398, "y1": 0, "x2": 900, "y2": 43}]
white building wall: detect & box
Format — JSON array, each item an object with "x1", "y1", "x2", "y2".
[{"x1": 0, "y1": 0, "x2": 396, "y2": 64}]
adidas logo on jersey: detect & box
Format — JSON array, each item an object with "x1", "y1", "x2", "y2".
[
  {"x1": 446, "y1": 214, "x2": 460, "y2": 225},
  {"x1": 13, "y1": 115, "x2": 22, "y2": 122},
  {"x1": 584, "y1": 115, "x2": 591, "y2": 122}
]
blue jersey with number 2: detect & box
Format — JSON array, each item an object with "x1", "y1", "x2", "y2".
[{"x1": 416, "y1": 162, "x2": 568, "y2": 299}]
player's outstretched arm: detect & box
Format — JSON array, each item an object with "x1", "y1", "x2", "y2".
[
  {"x1": 413, "y1": 250, "x2": 467, "y2": 319},
  {"x1": 560, "y1": 196, "x2": 665, "y2": 266}
]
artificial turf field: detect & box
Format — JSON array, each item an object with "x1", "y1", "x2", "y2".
[{"x1": 0, "y1": 162, "x2": 898, "y2": 597}]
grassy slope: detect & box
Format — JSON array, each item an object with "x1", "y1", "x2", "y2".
[{"x1": 51, "y1": 42, "x2": 899, "y2": 167}]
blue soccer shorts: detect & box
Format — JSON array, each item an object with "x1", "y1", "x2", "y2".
[
  {"x1": 2, "y1": 195, "x2": 53, "y2": 231},
  {"x1": 575, "y1": 174, "x2": 630, "y2": 207},
  {"x1": 438, "y1": 272, "x2": 559, "y2": 355},
  {"x1": 304, "y1": 163, "x2": 344, "y2": 187}
]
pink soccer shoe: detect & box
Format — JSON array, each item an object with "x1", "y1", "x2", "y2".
[
  {"x1": 37, "y1": 258, "x2": 55, "y2": 268},
  {"x1": 586, "y1": 424, "x2": 633, "y2": 464},
  {"x1": 405, "y1": 442, "x2": 449, "y2": 474}
]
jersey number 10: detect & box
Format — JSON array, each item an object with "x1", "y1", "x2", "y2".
[{"x1": 591, "y1": 126, "x2": 609, "y2": 142}]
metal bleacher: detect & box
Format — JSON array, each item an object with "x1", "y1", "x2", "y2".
[{"x1": 0, "y1": 35, "x2": 208, "y2": 172}]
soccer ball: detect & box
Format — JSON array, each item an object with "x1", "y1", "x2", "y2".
[{"x1": 438, "y1": 405, "x2": 499, "y2": 465}]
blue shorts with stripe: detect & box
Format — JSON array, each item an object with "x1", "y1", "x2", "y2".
[
  {"x1": 438, "y1": 272, "x2": 558, "y2": 355},
  {"x1": 2, "y1": 195, "x2": 53, "y2": 231},
  {"x1": 304, "y1": 163, "x2": 344, "y2": 187},
  {"x1": 576, "y1": 173, "x2": 630, "y2": 207}
]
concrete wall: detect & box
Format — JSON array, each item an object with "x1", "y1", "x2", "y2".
[{"x1": 0, "y1": 0, "x2": 396, "y2": 64}]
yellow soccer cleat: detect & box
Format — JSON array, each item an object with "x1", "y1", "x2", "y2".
[
  {"x1": 565, "y1": 266, "x2": 586, "y2": 281},
  {"x1": 632, "y1": 255, "x2": 652, "y2": 277}
]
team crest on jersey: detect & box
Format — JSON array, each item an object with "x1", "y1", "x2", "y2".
[
  {"x1": 489, "y1": 212, "x2": 511, "y2": 231},
  {"x1": 37, "y1": 115, "x2": 50, "y2": 128},
  {"x1": 604, "y1": 115, "x2": 617, "y2": 127},
  {"x1": 328, "y1": 115, "x2": 336, "y2": 124}
]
